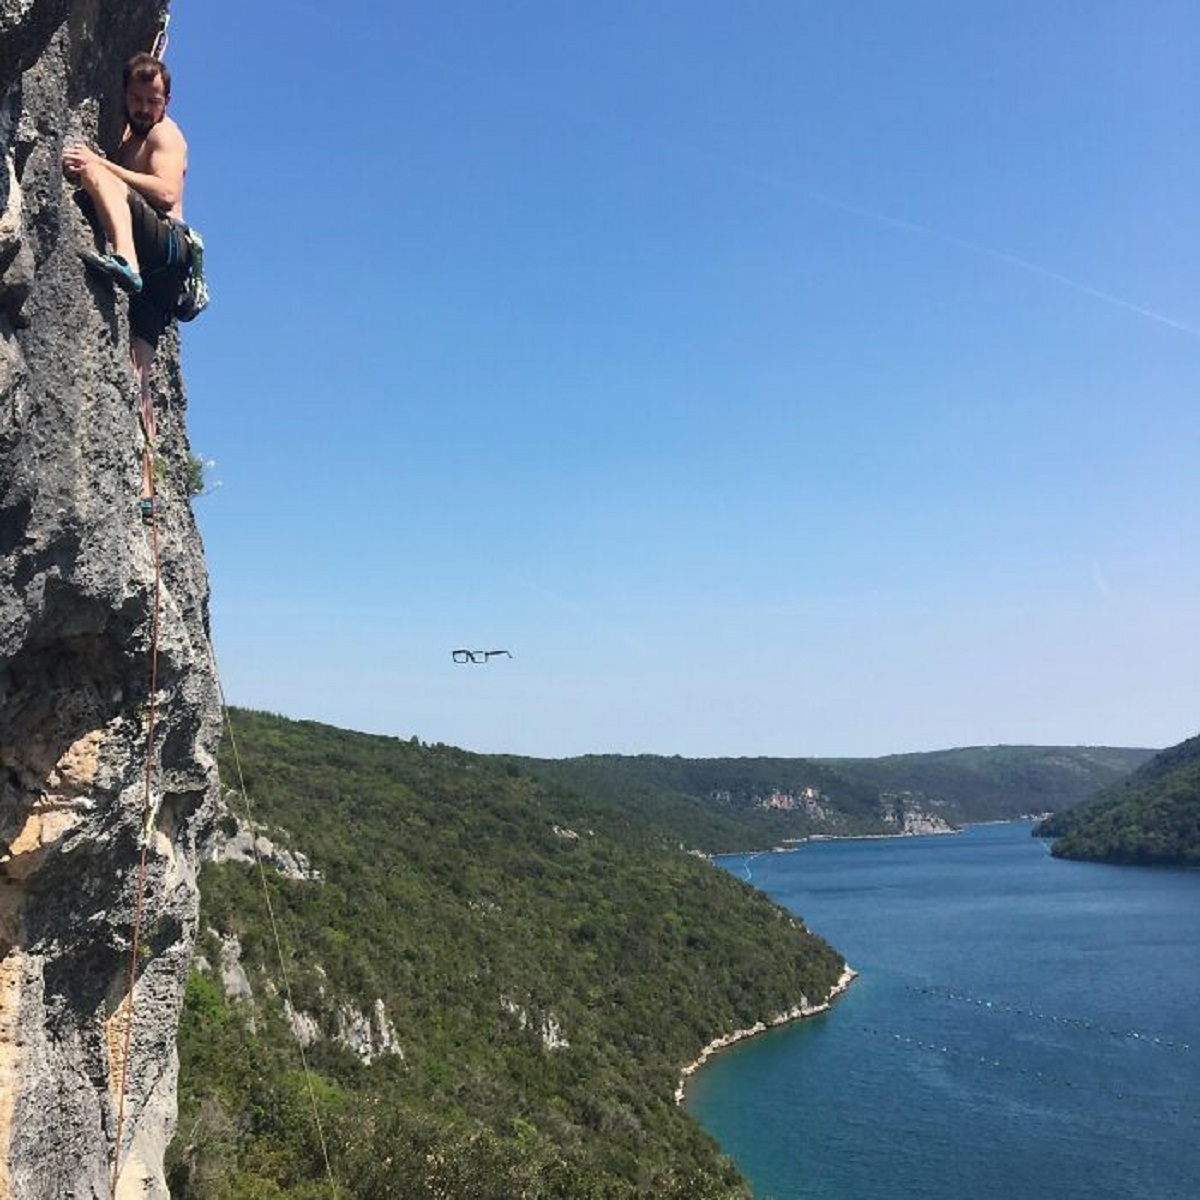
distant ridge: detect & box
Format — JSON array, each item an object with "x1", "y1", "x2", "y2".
[{"x1": 513, "y1": 745, "x2": 1154, "y2": 853}]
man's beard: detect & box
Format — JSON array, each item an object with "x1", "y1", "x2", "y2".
[{"x1": 126, "y1": 112, "x2": 160, "y2": 137}]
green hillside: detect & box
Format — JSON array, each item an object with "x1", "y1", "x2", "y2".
[
  {"x1": 514, "y1": 745, "x2": 1153, "y2": 853},
  {"x1": 823, "y1": 744, "x2": 1154, "y2": 825},
  {"x1": 1037, "y1": 734, "x2": 1200, "y2": 867},
  {"x1": 170, "y1": 710, "x2": 846, "y2": 1199},
  {"x1": 511, "y1": 754, "x2": 884, "y2": 851}
]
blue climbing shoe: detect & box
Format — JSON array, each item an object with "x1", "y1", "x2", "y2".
[
  {"x1": 80, "y1": 249, "x2": 143, "y2": 294},
  {"x1": 140, "y1": 497, "x2": 155, "y2": 525}
]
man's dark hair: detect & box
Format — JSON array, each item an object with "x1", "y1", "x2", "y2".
[{"x1": 123, "y1": 52, "x2": 171, "y2": 99}]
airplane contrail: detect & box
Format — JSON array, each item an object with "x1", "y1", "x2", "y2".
[
  {"x1": 401, "y1": 50, "x2": 1196, "y2": 339},
  {"x1": 673, "y1": 145, "x2": 1197, "y2": 340},
  {"x1": 799, "y1": 187, "x2": 1199, "y2": 339}
]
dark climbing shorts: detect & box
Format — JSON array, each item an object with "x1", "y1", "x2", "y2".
[{"x1": 127, "y1": 188, "x2": 190, "y2": 349}]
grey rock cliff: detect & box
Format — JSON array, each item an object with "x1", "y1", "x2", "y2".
[{"x1": 0, "y1": 3, "x2": 220, "y2": 1197}]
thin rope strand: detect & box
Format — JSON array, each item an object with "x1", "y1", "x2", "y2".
[
  {"x1": 107, "y1": 389, "x2": 337, "y2": 1195},
  {"x1": 215, "y1": 673, "x2": 340, "y2": 1198}
]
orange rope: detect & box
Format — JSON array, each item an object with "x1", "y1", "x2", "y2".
[
  {"x1": 106, "y1": 396, "x2": 338, "y2": 1194},
  {"x1": 110, "y1": 414, "x2": 161, "y2": 1195}
]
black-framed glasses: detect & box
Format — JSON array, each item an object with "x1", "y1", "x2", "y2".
[{"x1": 452, "y1": 649, "x2": 512, "y2": 664}]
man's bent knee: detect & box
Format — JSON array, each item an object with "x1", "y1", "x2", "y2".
[{"x1": 79, "y1": 162, "x2": 128, "y2": 203}]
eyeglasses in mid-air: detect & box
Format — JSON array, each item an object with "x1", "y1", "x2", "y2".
[{"x1": 452, "y1": 649, "x2": 512, "y2": 664}]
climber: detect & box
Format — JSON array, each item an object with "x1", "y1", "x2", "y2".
[
  {"x1": 63, "y1": 52, "x2": 188, "y2": 369},
  {"x1": 62, "y1": 51, "x2": 189, "y2": 520}
]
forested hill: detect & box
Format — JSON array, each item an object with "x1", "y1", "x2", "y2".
[
  {"x1": 1036, "y1": 733, "x2": 1200, "y2": 867},
  {"x1": 513, "y1": 745, "x2": 1153, "y2": 853},
  {"x1": 172, "y1": 709, "x2": 846, "y2": 1199},
  {"x1": 823, "y1": 745, "x2": 1153, "y2": 824}
]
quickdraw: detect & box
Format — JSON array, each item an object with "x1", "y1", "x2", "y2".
[{"x1": 151, "y1": 14, "x2": 170, "y2": 61}]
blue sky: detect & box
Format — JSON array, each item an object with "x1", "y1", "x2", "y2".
[{"x1": 167, "y1": 1, "x2": 1198, "y2": 757}]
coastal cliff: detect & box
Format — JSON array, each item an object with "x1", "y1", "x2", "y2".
[
  {"x1": 1, "y1": 3, "x2": 220, "y2": 1197},
  {"x1": 676, "y1": 965, "x2": 858, "y2": 1103}
]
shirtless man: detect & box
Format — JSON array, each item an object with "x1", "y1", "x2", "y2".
[{"x1": 63, "y1": 52, "x2": 189, "y2": 518}]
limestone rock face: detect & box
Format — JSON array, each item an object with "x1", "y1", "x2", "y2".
[{"x1": 0, "y1": 3, "x2": 220, "y2": 1197}]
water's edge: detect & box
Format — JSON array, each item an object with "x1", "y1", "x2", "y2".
[{"x1": 676, "y1": 966, "x2": 858, "y2": 1104}]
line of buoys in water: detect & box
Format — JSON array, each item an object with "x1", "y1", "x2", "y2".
[
  {"x1": 907, "y1": 985, "x2": 1191, "y2": 1051},
  {"x1": 865, "y1": 1026, "x2": 1198, "y2": 1117}
]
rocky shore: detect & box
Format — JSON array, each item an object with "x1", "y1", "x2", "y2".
[{"x1": 675, "y1": 964, "x2": 858, "y2": 1104}]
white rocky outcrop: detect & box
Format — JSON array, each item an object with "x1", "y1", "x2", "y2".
[
  {"x1": 206, "y1": 817, "x2": 321, "y2": 882},
  {"x1": 501, "y1": 996, "x2": 570, "y2": 1051},
  {"x1": 880, "y1": 794, "x2": 956, "y2": 835},
  {"x1": 283, "y1": 1000, "x2": 321, "y2": 1049},
  {"x1": 215, "y1": 934, "x2": 253, "y2": 1003},
  {"x1": 335, "y1": 997, "x2": 404, "y2": 1064}
]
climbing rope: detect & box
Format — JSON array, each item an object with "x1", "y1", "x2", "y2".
[
  {"x1": 109, "y1": 395, "x2": 162, "y2": 1196},
  {"x1": 213, "y1": 675, "x2": 341, "y2": 1197},
  {"x1": 106, "y1": 374, "x2": 338, "y2": 1195}
]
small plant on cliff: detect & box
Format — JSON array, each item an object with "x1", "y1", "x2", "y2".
[{"x1": 186, "y1": 452, "x2": 219, "y2": 498}]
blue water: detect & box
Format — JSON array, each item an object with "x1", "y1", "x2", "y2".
[{"x1": 687, "y1": 824, "x2": 1200, "y2": 1200}]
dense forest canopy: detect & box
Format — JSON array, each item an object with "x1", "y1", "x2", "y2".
[
  {"x1": 171, "y1": 710, "x2": 845, "y2": 1198},
  {"x1": 1036, "y1": 734, "x2": 1200, "y2": 867}
]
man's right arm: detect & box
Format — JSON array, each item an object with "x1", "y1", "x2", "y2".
[{"x1": 114, "y1": 123, "x2": 187, "y2": 216}]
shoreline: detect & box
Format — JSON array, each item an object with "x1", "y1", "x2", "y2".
[
  {"x1": 716, "y1": 817, "x2": 1045, "y2": 858},
  {"x1": 675, "y1": 964, "x2": 858, "y2": 1105},
  {"x1": 782, "y1": 827, "x2": 958, "y2": 846},
  {"x1": 709, "y1": 827, "x2": 964, "y2": 859}
]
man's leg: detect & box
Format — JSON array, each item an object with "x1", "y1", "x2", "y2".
[
  {"x1": 131, "y1": 337, "x2": 155, "y2": 396},
  {"x1": 77, "y1": 165, "x2": 139, "y2": 274}
]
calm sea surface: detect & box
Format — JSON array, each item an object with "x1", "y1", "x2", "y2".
[{"x1": 687, "y1": 823, "x2": 1200, "y2": 1199}]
